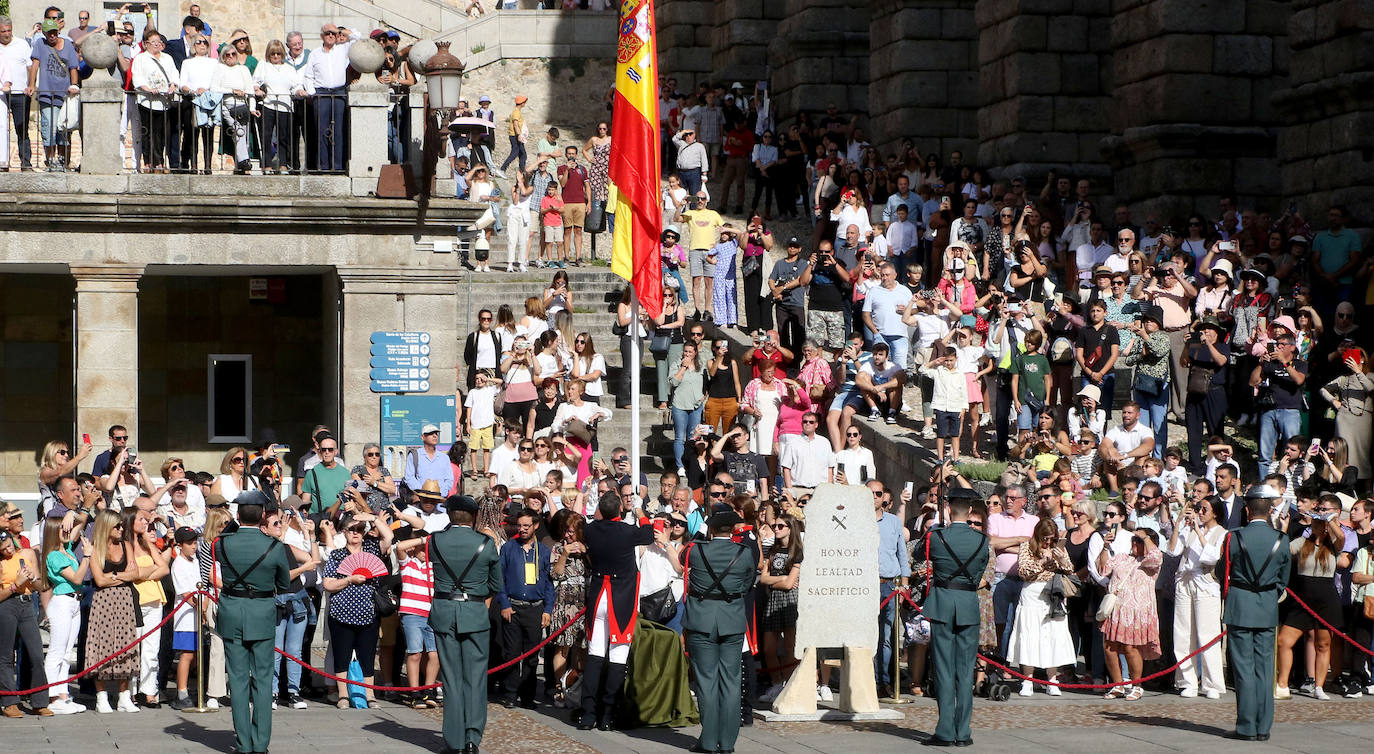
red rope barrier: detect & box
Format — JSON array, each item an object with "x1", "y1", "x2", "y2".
[
  {"x1": 5, "y1": 591, "x2": 201, "y2": 698},
  {"x1": 272, "y1": 607, "x2": 588, "y2": 692},
  {"x1": 1280, "y1": 588, "x2": 1374, "y2": 659}
]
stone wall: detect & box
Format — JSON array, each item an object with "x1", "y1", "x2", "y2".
[
  {"x1": 462, "y1": 57, "x2": 617, "y2": 167},
  {"x1": 656, "y1": 0, "x2": 714, "y2": 87},
  {"x1": 1274, "y1": 0, "x2": 1374, "y2": 225},
  {"x1": 767, "y1": 0, "x2": 870, "y2": 126},
  {"x1": 868, "y1": 0, "x2": 979, "y2": 159},
  {"x1": 975, "y1": 0, "x2": 1114, "y2": 183},
  {"x1": 1102, "y1": 0, "x2": 1288, "y2": 220},
  {"x1": 710, "y1": 0, "x2": 787, "y2": 87}
]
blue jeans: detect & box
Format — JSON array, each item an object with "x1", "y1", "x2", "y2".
[
  {"x1": 992, "y1": 576, "x2": 1025, "y2": 657},
  {"x1": 273, "y1": 589, "x2": 311, "y2": 694},
  {"x1": 876, "y1": 580, "x2": 898, "y2": 685},
  {"x1": 1257, "y1": 408, "x2": 1301, "y2": 479},
  {"x1": 401, "y1": 613, "x2": 436, "y2": 653},
  {"x1": 679, "y1": 167, "x2": 702, "y2": 195},
  {"x1": 1134, "y1": 383, "x2": 1169, "y2": 458},
  {"x1": 881, "y1": 333, "x2": 909, "y2": 375},
  {"x1": 671, "y1": 404, "x2": 703, "y2": 469},
  {"x1": 39, "y1": 102, "x2": 68, "y2": 147}
]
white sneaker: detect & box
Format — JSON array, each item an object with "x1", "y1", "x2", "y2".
[
  {"x1": 1204, "y1": 689, "x2": 1221, "y2": 700},
  {"x1": 817, "y1": 684, "x2": 833, "y2": 702},
  {"x1": 206, "y1": 698, "x2": 220, "y2": 710},
  {"x1": 117, "y1": 696, "x2": 140, "y2": 713},
  {"x1": 1018, "y1": 680, "x2": 1034, "y2": 697},
  {"x1": 51, "y1": 698, "x2": 85, "y2": 714},
  {"x1": 979, "y1": 413, "x2": 992, "y2": 427},
  {"x1": 272, "y1": 700, "x2": 278, "y2": 710},
  {"x1": 1047, "y1": 684, "x2": 1062, "y2": 696},
  {"x1": 1178, "y1": 687, "x2": 1198, "y2": 698},
  {"x1": 96, "y1": 697, "x2": 114, "y2": 714},
  {"x1": 921, "y1": 426, "x2": 937, "y2": 440},
  {"x1": 1313, "y1": 687, "x2": 1330, "y2": 700}
]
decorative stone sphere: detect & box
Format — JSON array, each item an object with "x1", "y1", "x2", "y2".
[
  {"x1": 348, "y1": 39, "x2": 386, "y2": 74},
  {"x1": 408, "y1": 40, "x2": 437, "y2": 74},
  {"x1": 79, "y1": 32, "x2": 118, "y2": 69}
]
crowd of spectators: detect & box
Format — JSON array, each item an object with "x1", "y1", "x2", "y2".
[{"x1": 0, "y1": 4, "x2": 422, "y2": 174}]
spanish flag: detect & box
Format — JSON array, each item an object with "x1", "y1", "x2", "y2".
[{"x1": 608, "y1": 0, "x2": 663, "y2": 319}]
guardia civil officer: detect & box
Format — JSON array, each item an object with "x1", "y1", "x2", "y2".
[
  {"x1": 922, "y1": 487, "x2": 989, "y2": 747},
  {"x1": 683, "y1": 509, "x2": 758, "y2": 754},
  {"x1": 1222, "y1": 484, "x2": 1290, "y2": 741},
  {"x1": 214, "y1": 490, "x2": 291, "y2": 754},
  {"x1": 428, "y1": 495, "x2": 503, "y2": 754}
]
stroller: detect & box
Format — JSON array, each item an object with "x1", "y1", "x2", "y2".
[{"x1": 975, "y1": 652, "x2": 1015, "y2": 701}]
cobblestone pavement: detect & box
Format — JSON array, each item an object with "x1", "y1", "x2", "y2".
[{"x1": 2, "y1": 688, "x2": 1371, "y2": 752}]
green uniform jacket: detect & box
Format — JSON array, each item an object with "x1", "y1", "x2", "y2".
[
  {"x1": 429, "y1": 525, "x2": 503, "y2": 635},
  {"x1": 215, "y1": 527, "x2": 291, "y2": 642},
  {"x1": 923, "y1": 522, "x2": 990, "y2": 627},
  {"x1": 682, "y1": 537, "x2": 757, "y2": 638},
  {"x1": 1222, "y1": 520, "x2": 1291, "y2": 629}
]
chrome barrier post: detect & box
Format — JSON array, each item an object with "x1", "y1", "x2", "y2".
[{"x1": 183, "y1": 586, "x2": 215, "y2": 713}]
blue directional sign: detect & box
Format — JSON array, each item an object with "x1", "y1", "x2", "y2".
[
  {"x1": 369, "y1": 332, "x2": 434, "y2": 392},
  {"x1": 370, "y1": 367, "x2": 431, "y2": 381}
]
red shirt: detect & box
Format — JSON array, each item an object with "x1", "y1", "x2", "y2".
[
  {"x1": 557, "y1": 162, "x2": 589, "y2": 204},
  {"x1": 749, "y1": 347, "x2": 787, "y2": 379},
  {"x1": 723, "y1": 128, "x2": 754, "y2": 159}
]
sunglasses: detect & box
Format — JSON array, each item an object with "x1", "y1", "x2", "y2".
[
  {"x1": 112, "y1": 434, "x2": 129, "y2": 441},
  {"x1": 846, "y1": 432, "x2": 860, "y2": 437},
  {"x1": 771, "y1": 523, "x2": 790, "y2": 530},
  {"x1": 170, "y1": 464, "x2": 183, "y2": 471},
  {"x1": 365, "y1": 452, "x2": 381, "y2": 458},
  {"x1": 613, "y1": 456, "x2": 628, "y2": 463},
  {"x1": 709, "y1": 490, "x2": 726, "y2": 498},
  {"x1": 968, "y1": 521, "x2": 984, "y2": 528},
  {"x1": 320, "y1": 446, "x2": 337, "y2": 452},
  {"x1": 322, "y1": 30, "x2": 337, "y2": 36},
  {"x1": 519, "y1": 446, "x2": 534, "y2": 451},
  {"x1": 347, "y1": 526, "x2": 368, "y2": 534},
  {"x1": 575, "y1": 338, "x2": 586, "y2": 344},
  {"x1": 56, "y1": 449, "x2": 70, "y2": 456},
  {"x1": 231, "y1": 457, "x2": 246, "y2": 464}
]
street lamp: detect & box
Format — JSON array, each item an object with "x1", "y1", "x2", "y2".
[{"x1": 425, "y1": 41, "x2": 465, "y2": 111}]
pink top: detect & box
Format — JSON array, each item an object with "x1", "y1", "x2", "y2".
[
  {"x1": 986, "y1": 510, "x2": 1040, "y2": 576},
  {"x1": 661, "y1": 243, "x2": 687, "y2": 266},
  {"x1": 938, "y1": 278, "x2": 977, "y2": 311},
  {"x1": 773, "y1": 388, "x2": 813, "y2": 441}
]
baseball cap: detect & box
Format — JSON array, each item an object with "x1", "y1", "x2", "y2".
[
  {"x1": 42, "y1": 19, "x2": 60, "y2": 32},
  {"x1": 786, "y1": 237, "x2": 801, "y2": 247},
  {"x1": 421, "y1": 423, "x2": 440, "y2": 435},
  {"x1": 174, "y1": 526, "x2": 200, "y2": 544}
]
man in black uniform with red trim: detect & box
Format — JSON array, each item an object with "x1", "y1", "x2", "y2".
[{"x1": 576, "y1": 491, "x2": 657, "y2": 730}]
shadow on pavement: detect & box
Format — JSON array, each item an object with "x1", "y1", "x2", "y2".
[
  {"x1": 163, "y1": 718, "x2": 237, "y2": 750},
  {"x1": 1099, "y1": 710, "x2": 1230, "y2": 737},
  {"x1": 363, "y1": 717, "x2": 451, "y2": 749}
]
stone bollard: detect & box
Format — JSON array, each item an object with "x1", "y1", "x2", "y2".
[{"x1": 347, "y1": 40, "x2": 388, "y2": 195}]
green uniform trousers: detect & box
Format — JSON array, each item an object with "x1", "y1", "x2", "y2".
[
  {"x1": 930, "y1": 619, "x2": 978, "y2": 744},
  {"x1": 685, "y1": 630, "x2": 744, "y2": 752},
  {"x1": 1227, "y1": 626, "x2": 1276, "y2": 737},
  {"x1": 436, "y1": 629, "x2": 489, "y2": 749},
  {"x1": 224, "y1": 636, "x2": 276, "y2": 753}
]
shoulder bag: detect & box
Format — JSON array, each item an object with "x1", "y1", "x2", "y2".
[
  {"x1": 1095, "y1": 592, "x2": 1119, "y2": 622},
  {"x1": 1132, "y1": 369, "x2": 1166, "y2": 398},
  {"x1": 372, "y1": 572, "x2": 401, "y2": 618},
  {"x1": 1187, "y1": 363, "x2": 1216, "y2": 395}
]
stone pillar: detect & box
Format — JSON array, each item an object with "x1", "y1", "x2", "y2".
[
  {"x1": 869, "y1": 0, "x2": 979, "y2": 159},
  {"x1": 406, "y1": 81, "x2": 429, "y2": 180},
  {"x1": 348, "y1": 81, "x2": 391, "y2": 196},
  {"x1": 72, "y1": 265, "x2": 143, "y2": 451},
  {"x1": 336, "y1": 267, "x2": 461, "y2": 464},
  {"x1": 1275, "y1": 0, "x2": 1373, "y2": 223},
  {"x1": 710, "y1": 0, "x2": 786, "y2": 86},
  {"x1": 78, "y1": 70, "x2": 125, "y2": 176},
  {"x1": 656, "y1": 0, "x2": 714, "y2": 88},
  {"x1": 976, "y1": 0, "x2": 1113, "y2": 183},
  {"x1": 768, "y1": 0, "x2": 870, "y2": 126},
  {"x1": 1102, "y1": 0, "x2": 1286, "y2": 219}
]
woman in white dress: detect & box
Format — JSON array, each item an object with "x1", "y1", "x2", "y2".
[
  {"x1": 741, "y1": 360, "x2": 784, "y2": 462},
  {"x1": 1006, "y1": 517, "x2": 1077, "y2": 696},
  {"x1": 1167, "y1": 496, "x2": 1227, "y2": 698}
]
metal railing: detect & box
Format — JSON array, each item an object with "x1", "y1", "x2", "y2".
[
  {"x1": 2, "y1": 89, "x2": 85, "y2": 172},
  {"x1": 1, "y1": 90, "x2": 391, "y2": 175}
]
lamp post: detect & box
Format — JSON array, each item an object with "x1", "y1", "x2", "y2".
[{"x1": 420, "y1": 41, "x2": 465, "y2": 200}]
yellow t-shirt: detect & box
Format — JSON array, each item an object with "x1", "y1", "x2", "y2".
[
  {"x1": 508, "y1": 105, "x2": 524, "y2": 136},
  {"x1": 681, "y1": 209, "x2": 724, "y2": 251},
  {"x1": 134, "y1": 553, "x2": 166, "y2": 606}
]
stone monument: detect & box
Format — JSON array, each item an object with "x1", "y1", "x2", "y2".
[{"x1": 760, "y1": 483, "x2": 901, "y2": 722}]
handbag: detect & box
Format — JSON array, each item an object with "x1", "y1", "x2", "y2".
[
  {"x1": 371, "y1": 573, "x2": 400, "y2": 618},
  {"x1": 1095, "y1": 592, "x2": 1119, "y2": 622},
  {"x1": 565, "y1": 418, "x2": 596, "y2": 445},
  {"x1": 648, "y1": 332, "x2": 672, "y2": 355},
  {"x1": 639, "y1": 586, "x2": 678, "y2": 624},
  {"x1": 1187, "y1": 364, "x2": 1216, "y2": 395},
  {"x1": 741, "y1": 253, "x2": 762, "y2": 278},
  {"x1": 1132, "y1": 370, "x2": 1166, "y2": 398},
  {"x1": 612, "y1": 321, "x2": 628, "y2": 337}
]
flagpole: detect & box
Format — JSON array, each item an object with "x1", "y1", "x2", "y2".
[{"x1": 629, "y1": 285, "x2": 642, "y2": 500}]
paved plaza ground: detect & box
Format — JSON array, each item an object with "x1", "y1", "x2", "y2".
[{"x1": 5, "y1": 686, "x2": 1371, "y2": 753}]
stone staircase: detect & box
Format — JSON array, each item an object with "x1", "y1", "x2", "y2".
[{"x1": 453, "y1": 266, "x2": 675, "y2": 474}]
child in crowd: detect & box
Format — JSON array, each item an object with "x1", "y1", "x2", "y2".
[
  {"x1": 396, "y1": 535, "x2": 438, "y2": 708},
  {"x1": 920, "y1": 344, "x2": 967, "y2": 461},
  {"x1": 541, "y1": 181, "x2": 565, "y2": 268},
  {"x1": 1070, "y1": 431, "x2": 1101, "y2": 491},
  {"x1": 1157, "y1": 446, "x2": 1189, "y2": 498},
  {"x1": 466, "y1": 369, "x2": 500, "y2": 476},
  {"x1": 169, "y1": 527, "x2": 201, "y2": 711},
  {"x1": 1203, "y1": 437, "x2": 1240, "y2": 485}
]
